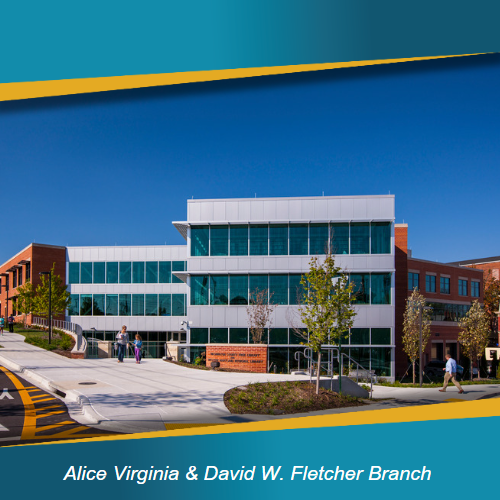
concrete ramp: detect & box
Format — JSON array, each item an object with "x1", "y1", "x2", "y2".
[{"x1": 319, "y1": 376, "x2": 369, "y2": 398}]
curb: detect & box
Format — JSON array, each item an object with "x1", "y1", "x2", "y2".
[{"x1": 0, "y1": 353, "x2": 106, "y2": 425}]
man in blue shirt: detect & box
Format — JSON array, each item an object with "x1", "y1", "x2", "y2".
[{"x1": 439, "y1": 354, "x2": 464, "y2": 394}]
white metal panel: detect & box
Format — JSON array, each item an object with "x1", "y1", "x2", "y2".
[
  {"x1": 250, "y1": 201, "x2": 264, "y2": 221},
  {"x1": 327, "y1": 198, "x2": 342, "y2": 220},
  {"x1": 188, "y1": 202, "x2": 201, "y2": 222},
  {"x1": 314, "y1": 199, "x2": 328, "y2": 220},
  {"x1": 213, "y1": 202, "x2": 226, "y2": 221},
  {"x1": 200, "y1": 202, "x2": 214, "y2": 221},
  {"x1": 276, "y1": 200, "x2": 289, "y2": 220},
  {"x1": 263, "y1": 200, "x2": 277, "y2": 220},
  {"x1": 226, "y1": 202, "x2": 239, "y2": 220},
  {"x1": 353, "y1": 198, "x2": 368, "y2": 219},
  {"x1": 289, "y1": 200, "x2": 301, "y2": 220},
  {"x1": 301, "y1": 199, "x2": 315, "y2": 220},
  {"x1": 238, "y1": 201, "x2": 251, "y2": 221},
  {"x1": 212, "y1": 307, "x2": 226, "y2": 326},
  {"x1": 340, "y1": 198, "x2": 354, "y2": 219}
]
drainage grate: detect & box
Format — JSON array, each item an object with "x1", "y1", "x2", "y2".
[{"x1": 78, "y1": 382, "x2": 97, "y2": 386}]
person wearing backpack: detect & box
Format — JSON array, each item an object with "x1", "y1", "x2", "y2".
[{"x1": 0, "y1": 317, "x2": 4, "y2": 335}]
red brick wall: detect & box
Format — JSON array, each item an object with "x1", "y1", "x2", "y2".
[
  {"x1": 394, "y1": 225, "x2": 409, "y2": 376},
  {"x1": 206, "y1": 344, "x2": 268, "y2": 373},
  {"x1": 0, "y1": 244, "x2": 67, "y2": 323}
]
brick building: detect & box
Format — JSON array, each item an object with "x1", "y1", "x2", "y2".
[
  {"x1": 394, "y1": 225, "x2": 484, "y2": 376},
  {"x1": 0, "y1": 243, "x2": 66, "y2": 324}
]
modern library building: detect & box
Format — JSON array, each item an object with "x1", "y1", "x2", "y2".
[{"x1": 64, "y1": 195, "x2": 396, "y2": 377}]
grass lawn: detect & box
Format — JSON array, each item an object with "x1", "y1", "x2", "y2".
[
  {"x1": 224, "y1": 381, "x2": 366, "y2": 415},
  {"x1": 13, "y1": 324, "x2": 75, "y2": 355}
]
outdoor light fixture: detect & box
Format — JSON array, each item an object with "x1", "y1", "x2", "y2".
[{"x1": 39, "y1": 271, "x2": 52, "y2": 344}]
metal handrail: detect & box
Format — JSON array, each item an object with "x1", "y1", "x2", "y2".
[
  {"x1": 340, "y1": 352, "x2": 375, "y2": 397},
  {"x1": 32, "y1": 316, "x2": 85, "y2": 351}
]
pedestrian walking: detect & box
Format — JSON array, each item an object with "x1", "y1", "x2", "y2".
[
  {"x1": 0, "y1": 316, "x2": 4, "y2": 335},
  {"x1": 132, "y1": 334, "x2": 143, "y2": 364},
  {"x1": 8, "y1": 314, "x2": 14, "y2": 333},
  {"x1": 116, "y1": 325, "x2": 129, "y2": 363},
  {"x1": 439, "y1": 354, "x2": 464, "y2": 394}
]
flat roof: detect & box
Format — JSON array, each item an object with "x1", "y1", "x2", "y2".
[
  {"x1": 408, "y1": 257, "x2": 484, "y2": 273},
  {"x1": 187, "y1": 194, "x2": 395, "y2": 203},
  {"x1": 448, "y1": 256, "x2": 500, "y2": 266}
]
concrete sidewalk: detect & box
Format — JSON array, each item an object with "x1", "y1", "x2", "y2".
[{"x1": 1, "y1": 331, "x2": 499, "y2": 434}]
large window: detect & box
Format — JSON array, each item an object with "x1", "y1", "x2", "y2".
[
  {"x1": 250, "y1": 275, "x2": 268, "y2": 303},
  {"x1": 119, "y1": 262, "x2": 132, "y2": 284},
  {"x1": 250, "y1": 225, "x2": 268, "y2": 255},
  {"x1": 331, "y1": 223, "x2": 349, "y2": 254},
  {"x1": 191, "y1": 328, "x2": 208, "y2": 344},
  {"x1": 458, "y1": 279, "x2": 468, "y2": 296},
  {"x1": 289, "y1": 274, "x2": 305, "y2": 305},
  {"x1": 81, "y1": 262, "x2": 93, "y2": 284},
  {"x1": 210, "y1": 226, "x2": 228, "y2": 256},
  {"x1": 350, "y1": 223, "x2": 369, "y2": 254},
  {"x1": 106, "y1": 295, "x2": 118, "y2": 316},
  {"x1": 159, "y1": 261, "x2": 171, "y2": 283},
  {"x1": 172, "y1": 261, "x2": 185, "y2": 284},
  {"x1": 146, "y1": 262, "x2": 158, "y2": 283},
  {"x1": 408, "y1": 272, "x2": 419, "y2": 291},
  {"x1": 172, "y1": 294, "x2": 186, "y2": 316},
  {"x1": 230, "y1": 275, "x2": 248, "y2": 305},
  {"x1": 471, "y1": 281, "x2": 480, "y2": 298},
  {"x1": 210, "y1": 328, "x2": 228, "y2": 343},
  {"x1": 351, "y1": 274, "x2": 370, "y2": 304},
  {"x1": 92, "y1": 294, "x2": 105, "y2": 316},
  {"x1": 145, "y1": 294, "x2": 158, "y2": 316},
  {"x1": 68, "y1": 294, "x2": 79, "y2": 315},
  {"x1": 428, "y1": 302, "x2": 470, "y2": 322},
  {"x1": 80, "y1": 294, "x2": 92, "y2": 316},
  {"x1": 119, "y1": 294, "x2": 131, "y2": 316},
  {"x1": 68, "y1": 263, "x2": 80, "y2": 284},
  {"x1": 132, "y1": 262, "x2": 145, "y2": 283},
  {"x1": 210, "y1": 275, "x2": 228, "y2": 305},
  {"x1": 191, "y1": 275, "x2": 209, "y2": 305},
  {"x1": 230, "y1": 225, "x2": 248, "y2": 256},
  {"x1": 289, "y1": 224, "x2": 308, "y2": 255},
  {"x1": 440, "y1": 277, "x2": 450, "y2": 294},
  {"x1": 309, "y1": 224, "x2": 329, "y2": 254},
  {"x1": 106, "y1": 262, "x2": 118, "y2": 284},
  {"x1": 426, "y1": 275, "x2": 436, "y2": 293},
  {"x1": 371, "y1": 274, "x2": 391, "y2": 305},
  {"x1": 191, "y1": 226, "x2": 209, "y2": 256},
  {"x1": 269, "y1": 275, "x2": 288, "y2": 305},
  {"x1": 371, "y1": 222, "x2": 391, "y2": 254},
  {"x1": 132, "y1": 294, "x2": 145, "y2": 316},
  {"x1": 159, "y1": 294, "x2": 171, "y2": 316},
  {"x1": 93, "y1": 262, "x2": 105, "y2": 284},
  {"x1": 230, "y1": 328, "x2": 248, "y2": 343},
  {"x1": 269, "y1": 225, "x2": 288, "y2": 255}
]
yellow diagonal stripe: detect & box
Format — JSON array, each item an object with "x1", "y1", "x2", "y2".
[{"x1": 0, "y1": 53, "x2": 486, "y2": 102}]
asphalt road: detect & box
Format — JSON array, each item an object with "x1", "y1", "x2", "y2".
[{"x1": 0, "y1": 365, "x2": 121, "y2": 447}]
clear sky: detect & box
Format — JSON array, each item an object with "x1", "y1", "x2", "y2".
[{"x1": 1, "y1": 54, "x2": 499, "y2": 265}]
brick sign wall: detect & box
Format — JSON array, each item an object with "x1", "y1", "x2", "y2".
[{"x1": 206, "y1": 344, "x2": 268, "y2": 373}]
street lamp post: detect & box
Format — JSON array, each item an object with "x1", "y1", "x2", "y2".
[{"x1": 39, "y1": 271, "x2": 52, "y2": 344}]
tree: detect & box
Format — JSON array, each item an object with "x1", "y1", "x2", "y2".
[
  {"x1": 483, "y1": 270, "x2": 500, "y2": 344},
  {"x1": 246, "y1": 288, "x2": 277, "y2": 344},
  {"x1": 402, "y1": 289, "x2": 432, "y2": 385},
  {"x1": 33, "y1": 264, "x2": 71, "y2": 320},
  {"x1": 298, "y1": 254, "x2": 356, "y2": 395},
  {"x1": 459, "y1": 300, "x2": 489, "y2": 380},
  {"x1": 13, "y1": 280, "x2": 36, "y2": 327}
]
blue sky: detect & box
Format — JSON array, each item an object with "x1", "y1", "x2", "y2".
[{"x1": 1, "y1": 54, "x2": 499, "y2": 265}]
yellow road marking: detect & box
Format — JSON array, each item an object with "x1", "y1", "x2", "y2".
[
  {"x1": 35, "y1": 421, "x2": 75, "y2": 433},
  {"x1": 31, "y1": 397, "x2": 56, "y2": 403},
  {"x1": 164, "y1": 423, "x2": 225, "y2": 431},
  {"x1": 0, "y1": 366, "x2": 37, "y2": 440},
  {"x1": 36, "y1": 411, "x2": 66, "y2": 419},
  {"x1": 445, "y1": 398, "x2": 466, "y2": 402}
]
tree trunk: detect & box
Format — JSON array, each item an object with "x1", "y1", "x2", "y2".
[
  {"x1": 412, "y1": 361, "x2": 416, "y2": 385},
  {"x1": 316, "y1": 351, "x2": 322, "y2": 395},
  {"x1": 476, "y1": 357, "x2": 481, "y2": 381},
  {"x1": 470, "y1": 359, "x2": 473, "y2": 381}
]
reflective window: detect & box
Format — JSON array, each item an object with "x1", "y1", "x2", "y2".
[
  {"x1": 68, "y1": 263, "x2": 80, "y2": 284},
  {"x1": 371, "y1": 328, "x2": 391, "y2": 345},
  {"x1": 471, "y1": 281, "x2": 480, "y2": 298},
  {"x1": 172, "y1": 294, "x2": 186, "y2": 316},
  {"x1": 210, "y1": 328, "x2": 228, "y2": 343},
  {"x1": 106, "y1": 262, "x2": 118, "y2": 284},
  {"x1": 106, "y1": 295, "x2": 118, "y2": 316},
  {"x1": 81, "y1": 262, "x2": 92, "y2": 284},
  {"x1": 459, "y1": 279, "x2": 468, "y2": 296},
  {"x1": 68, "y1": 294, "x2": 79, "y2": 315},
  {"x1": 370, "y1": 347, "x2": 392, "y2": 376},
  {"x1": 93, "y1": 262, "x2": 105, "y2": 284},
  {"x1": 350, "y1": 328, "x2": 369, "y2": 345},
  {"x1": 289, "y1": 274, "x2": 305, "y2": 305},
  {"x1": 350, "y1": 223, "x2": 369, "y2": 254},
  {"x1": 230, "y1": 275, "x2": 248, "y2": 305},
  {"x1": 269, "y1": 328, "x2": 288, "y2": 344},
  {"x1": 119, "y1": 262, "x2": 132, "y2": 284},
  {"x1": 371, "y1": 273, "x2": 391, "y2": 305},
  {"x1": 331, "y1": 223, "x2": 349, "y2": 254},
  {"x1": 350, "y1": 274, "x2": 370, "y2": 304},
  {"x1": 191, "y1": 226, "x2": 209, "y2": 256},
  {"x1": 159, "y1": 294, "x2": 171, "y2": 316},
  {"x1": 269, "y1": 275, "x2": 288, "y2": 305},
  {"x1": 132, "y1": 262, "x2": 145, "y2": 283},
  {"x1": 440, "y1": 277, "x2": 450, "y2": 294},
  {"x1": 191, "y1": 328, "x2": 208, "y2": 344},
  {"x1": 250, "y1": 225, "x2": 268, "y2": 255},
  {"x1": 146, "y1": 262, "x2": 158, "y2": 283},
  {"x1": 289, "y1": 224, "x2": 308, "y2": 255},
  {"x1": 230, "y1": 328, "x2": 248, "y2": 343},
  {"x1": 249, "y1": 275, "x2": 268, "y2": 303},
  {"x1": 408, "y1": 272, "x2": 419, "y2": 291},
  {"x1": 269, "y1": 224, "x2": 288, "y2": 255},
  {"x1": 172, "y1": 261, "x2": 185, "y2": 284},
  {"x1": 119, "y1": 294, "x2": 131, "y2": 316},
  {"x1": 145, "y1": 294, "x2": 158, "y2": 316},
  {"x1": 371, "y1": 222, "x2": 391, "y2": 254},
  {"x1": 310, "y1": 224, "x2": 329, "y2": 254},
  {"x1": 230, "y1": 225, "x2": 248, "y2": 256},
  {"x1": 426, "y1": 275, "x2": 436, "y2": 293},
  {"x1": 289, "y1": 328, "x2": 307, "y2": 345},
  {"x1": 159, "y1": 261, "x2": 171, "y2": 283},
  {"x1": 191, "y1": 275, "x2": 209, "y2": 305},
  {"x1": 210, "y1": 275, "x2": 228, "y2": 305},
  {"x1": 132, "y1": 294, "x2": 144, "y2": 316},
  {"x1": 80, "y1": 294, "x2": 92, "y2": 316},
  {"x1": 93, "y1": 294, "x2": 105, "y2": 316},
  {"x1": 210, "y1": 226, "x2": 228, "y2": 256}
]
